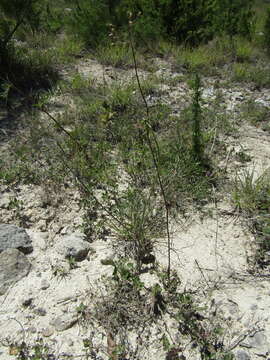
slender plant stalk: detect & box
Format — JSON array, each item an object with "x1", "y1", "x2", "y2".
[{"x1": 128, "y1": 27, "x2": 172, "y2": 281}]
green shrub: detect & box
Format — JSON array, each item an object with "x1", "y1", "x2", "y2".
[
  {"x1": 161, "y1": 0, "x2": 214, "y2": 46},
  {"x1": 0, "y1": 0, "x2": 47, "y2": 49},
  {"x1": 233, "y1": 169, "x2": 270, "y2": 266},
  {"x1": 64, "y1": 0, "x2": 255, "y2": 49},
  {"x1": 241, "y1": 99, "x2": 270, "y2": 130},
  {"x1": 263, "y1": 7, "x2": 270, "y2": 52},
  {"x1": 213, "y1": 0, "x2": 254, "y2": 40},
  {"x1": 0, "y1": 0, "x2": 60, "y2": 104},
  {"x1": 232, "y1": 63, "x2": 270, "y2": 88},
  {"x1": 67, "y1": 0, "x2": 110, "y2": 47},
  {"x1": 95, "y1": 42, "x2": 133, "y2": 68}
]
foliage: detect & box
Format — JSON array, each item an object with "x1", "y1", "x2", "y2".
[
  {"x1": 232, "y1": 63, "x2": 270, "y2": 88},
  {"x1": 232, "y1": 169, "x2": 270, "y2": 266},
  {"x1": 212, "y1": 0, "x2": 254, "y2": 40},
  {"x1": 241, "y1": 99, "x2": 270, "y2": 131},
  {"x1": 190, "y1": 73, "x2": 204, "y2": 162},
  {"x1": 63, "y1": 0, "x2": 255, "y2": 48},
  {"x1": 161, "y1": 0, "x2": 214, "y2": 46},
  {"x1": 11, "y1": 338, "x2": 56, "y2": 359},
  {"x1": 0, "y1": 5, "x2": 60, "y2": 105},
  {"x1": 264, "y1": 7, "x2": 270, "y2": 52},
  {"x1": 67, "y1": 0, "x2": 111, "y2": 47}
]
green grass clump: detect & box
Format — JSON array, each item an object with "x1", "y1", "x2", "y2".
[
  {"x1": 263, "y1": 7, "x2": 270, "y2": 52},
  {"x1": 95, "y1": 42, "x2": 133, "y2": 68},
  {"x1": 232, "y1": 169, "x2": 270, "y2": 266},
  {"x1": 232, "y1": 63, "x2": 270, "y2": 88},
  {"x1": 241, "y1": 99, "x2": 270, "y2": 131},
  {"x1": 174, "y1": 44, "x2": 225, "y2": 75},
  {"x1": 173, "y1": 36, "x2": 256, "y2": 76}
]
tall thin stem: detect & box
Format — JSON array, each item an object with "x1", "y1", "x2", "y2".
[{"x1": 128, "y1": 28, "x2": 171, "y2": 281}]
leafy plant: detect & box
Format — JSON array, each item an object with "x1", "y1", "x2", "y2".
[
  {"x1": 240, "y1": 99, "x2": 270, "y2": 130},
  {"x1": 232, "y1": 63, "x2": 270, "y2": 88},
  {"x1": 213, "y1": 0, "x2": 254, "y2": 41},
  {"x1": 13, "y1": 338, "x2": 56, "y2": 360},
  {"x1": 67, "y1": 0, "x2": 110, "y2": 47},
  {"x1": 232, "y1": 169, "x2": 270, "y2": 266},
  {"x1": 67, "y1": 256, "x2": 78, "y2": 270},
  {"x1": 263, "y1": 7, "x2": 270, "y2": 52}
]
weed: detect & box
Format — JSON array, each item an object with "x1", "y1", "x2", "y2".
[
  {"x1": 95, "y1": 41, "x2": 133, "y2": 68},
  {"x1": 232, "y1": 63, "x2": 270, "y2": 88},
  {"x1": 232, "y1": 63, "x2": 250, "y2": 82},
  {"x1": 235, "y1": 38, "x2": 254, "y2": 62},
  {"x1": 240, "y1": 99, "x2": 270, "y2": 130},
  {"x1": 50, "y1": 263, "x2": 70, "y2": 281},
  {"x1": 175, "y1": 45, "x2": 223, "y2": 75},
  {"x1": 67, "y1": 256, "x2": 78, "y2": 270},
  {"x1": 235, "y1": 150, "x2": 252, "y2": 164},
  {"x1": 12, "y1": 338, "x2": 56, "y2": 360},
  {"x1": 232, "y1": 168, "x2": 270, "y2": 266},
  {"x1": 6, "y1": 196, "x2": 30, "y2": 227},
  {"x1": 263, "y1": 7, "x2": 270, "y2": 52},
  {"x1": 190, "y1": 73, "x2": 204, "y2": 163}
]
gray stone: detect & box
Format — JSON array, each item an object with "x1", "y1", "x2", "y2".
[
  {"x1": 40, "y1": 279, "x2": 50, "y2": 290},
  {"x1": 0, "y1": 248, "x2": 31, "y2": 295},
  {"x1": 42, "y1": 326, "x2": 54, "y2": 337},
  {"x1": 22, "y1": 298, "x2": 33, "y2": 307},
  {"x1": 33, "y1": 307, "x2": 47, "y2": 316},
  {"x1": 255, "y1": 98, "x2": 269, "y2": 107},
  {"x1": 27, "y1": 327, "x2": 37, "y2": 334},
  {"x1": 0, "y1": 194, "x2": 11, "y2": 209},
  {"x1": 248, "y1": 332, "x2": 270, "y2": 354},
  {"x1": 51, "y1": 313, "x2": 77, "y2": 332},
  {"x1": 0, "y1": 224, "x2": 33, "y2": 254},
  {"x1": 236, "y1": 350, "x2": 250, "y2": 360},
  {"x1": 56, "y1": 233, "x2": 90, "y2": 261}
]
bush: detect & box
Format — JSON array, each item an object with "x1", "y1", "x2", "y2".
[
  {"x1": 264, "y1": 7, "x2": 270, "y2": 52},
  {"x1": 213, "y1": 0, "x2": 254, "y2": 40},
  {"x1": 0, "y1": 0, "x2": 45, "y2": 49},
  {"x1": 0, "y1": 0, "x2": 60, "y2": 104},
  {"x1": 65, "y1": 0, "x2": 255, "y2": 49},
  {"x1": 67, "y1": 0, "x2": 111, "y2": 47},
  {"x1": 233, "y1": 169, "x2": 270, "y2": 266},
  {"x1": 161, "y1": 0, "x2": 214, "y2": 46}
]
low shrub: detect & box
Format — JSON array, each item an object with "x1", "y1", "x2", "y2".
[
  {"x1": 232, "y1": 169, "x2": 270, "y2": 266},
  {"x1": 263, "y1": 7, "x2": 270, "y2": 52}
]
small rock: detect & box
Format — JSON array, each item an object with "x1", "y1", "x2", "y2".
[
  {"x1": 56, "y1": 233, "x2": 91, "y2": 261},
  {"x1": 42, "y1": 326, "x2": 54, "y2": 337},
  {"x1": 33, "y1": 307, "x2": 47, "y2": 316},
  {"x1": 248, "y1": 332, "x2": 270, "y2": 354},
  {"x1": 27, "y1": 327, "x2": 37, "y2": 334},
  {"x1": 66, "y1": 338, "x2": 74, "y2": 347},
  {"x1": 57, "y1": 296, "x2": 74, "y2": 304},
  {"x1": 236, "y1": 350, "x2": 250, "y2": 360},
  {"x1": 255, "y1": 98, "x2": 269, "y2": 107},
  {"x1": 22, "y1": 298, "x2": 33, "y2": 307},
  {"x1": 0, "y1": 224, "x2": 33, "y2": 254},
  {"x1": 36, "y1": 220, "x2": 47, "y2": 232},
  {"x1": 0, "y1": 248, "x2": 31, "y2": 295},
  {"x1": 50, "y1": 313, "x2": 78, "y2": 332},
  {"x1": 40, "y1": 279, "x2": 50, "y2": 290},
  {"x1": 0, "y1": 194, "x2": 11, "y2": 209},
  {"x1": 60, "y1": 226, "x2": 69, "y2": 235}
]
